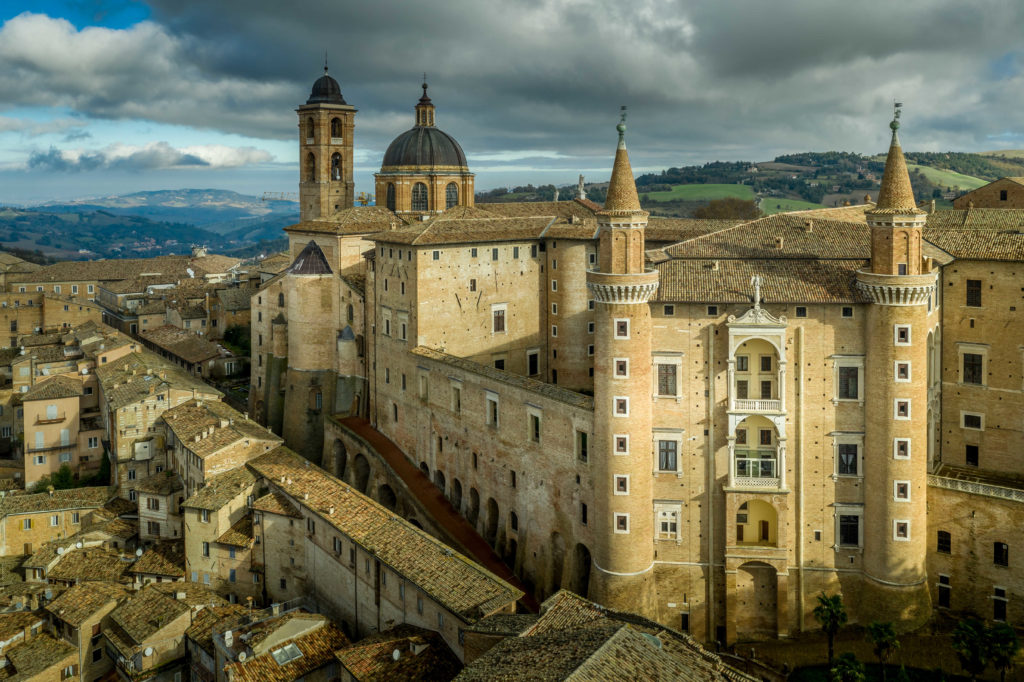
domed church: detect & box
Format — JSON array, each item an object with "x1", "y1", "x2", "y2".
[{"x1": 374, "y1": 80, "x2": 475, "y2": 215}]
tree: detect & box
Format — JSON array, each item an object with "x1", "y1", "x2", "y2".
[
  {"x1": 813, "y1": 592, "x2": 848, "y2": 669},
  {"x1": 830, "y1": 653, "x2": 866, "y2": 682},
  {"x1": 866, "y1": 621, "x2": 900, "y2": 682},
  {"x1": 51, "y1": 464, "x2": 75, "y2": 490},
  {"x1": 989, "y1": 621, "x2": 1020, "y2": 682},
  {"x1": 692, "y1": 197, "x2": 763, "y2": 220},
  {"x1": 951, "y1": 618, "x2": 990, "y2": 681}
]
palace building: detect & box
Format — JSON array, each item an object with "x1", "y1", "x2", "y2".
[{"x1": 249, "y1": 70, "x2": 1024, "y2": 645}]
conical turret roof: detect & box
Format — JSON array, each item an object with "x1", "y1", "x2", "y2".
[
  {"x1": 869, "y1": 114, "x2": 923, "y2": 215},
  {"x1": 599, "y1": 112, "x2": 647, "y2": 218}
]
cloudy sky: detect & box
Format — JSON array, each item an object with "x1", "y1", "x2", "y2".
[{"x1": 1, "y1": 0, "x2": 1023, "y2": 204}]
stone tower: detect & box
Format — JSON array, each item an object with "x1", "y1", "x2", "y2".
[
  {"x1": 585, "y1": 111, "x2": 659, "y2": 617},
  {"x1": 298, "y1": 65, "x2": 356, "y2": 221},
  {"x1": 856, "y1": 107, "x2": 935, "y2": 627},
  {"x1": 281, "y1": 241, "x2": 337, "y2": 465}
]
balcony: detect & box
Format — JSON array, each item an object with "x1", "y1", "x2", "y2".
[
  {"x1": 732, "y1": 398, "x2": 782, "y2": 413},
  {"x1": 730, "y1": 448, "x2": 784, "y2": 490},
  {"x1": 35, "y1": 413, "x2": 67, "y2": 425}
]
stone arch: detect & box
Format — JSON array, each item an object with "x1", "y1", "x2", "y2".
[
  {"x1": 305, "y1": 117, "x2": 315, "y2": 141},
  {"x1": 330, "y1": 117, "x2": 342, "y2": 138},
  {"x1": 353, "y1": 454, "x2": 370, "y2": 494},
  {"x1": 305, "y1": 152, "x2": 316, "y2": 182},
  {"x1": 485, "y1": 498, "x2": 499, "y2": 546},
  {"x1": 386, "y1": 183, "x2": 396, "y2": 211},
  {"x1": 412, "y1": 182, "x2": 428, "y2": 211},
  {"x1": 735, "y1": 499, "x2": 777, "y2": 546},
  {"x1": 451, "y1": 478, "x2": 463, "y2": 512},
  {"x1": 735, "y1": 561, "x2": 778, "y2": 641},
  {"x1": 548, "y1": 531, "x2": 566, "y2": 596},
  {"x1": 433, "y1": 469, "x2": 446, "y2": 494},
  {"x1": 330, "y1": 152, "x2": 342, "y2": 181},
  {"x1": 445, "y1": 182, "x2": 458, "y2": 209},
  {"x1": 332, "y1": 439, "x2": 348, "y2": 481},
  {"x1": 378, "y1": 484, "x2": 397, "y2": 511},
  {"x1": 569, "y1": 543, "x2": 592, "y2": 598},
  {"x1": 468, "y1": 488, "x2": 480, "y2": 525}
]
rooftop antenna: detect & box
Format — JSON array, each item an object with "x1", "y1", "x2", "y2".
[{"x1": 323, "y1": 50, "x2": 329, "y2": 74}]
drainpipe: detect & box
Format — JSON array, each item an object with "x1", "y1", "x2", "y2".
[
  {"x1": 705, "y1": 321, "x2": 716, "y2": 643},
  {"x1": 796, "y1": 325, "x2": 805, "y2": 631}
]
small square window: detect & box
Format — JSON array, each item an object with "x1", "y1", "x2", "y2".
[
  {"x1": 614, "y1": 435, "x2": 629, "y2": 454},
  {"x1": 894, "y1": 400, "x2": 910, "y2": 419},
  {"x1": 707, "y1": 305, "x2": 718, "y2": 316},
  {"x1": 663, "y1": 305, "x2": 675, "y2": 316},
  {"x1": 962, "y1": 413, "x2": 983, "y2": 430},
  {"x1": 615, "y1": 359, "x2": 628, "y2": 377},
  {"x1": 894, "y1": 481, "x2": 910, "y2": 501},
  {"x1": 614, "y1": 397, "x2": 629, "y2": 416},
  {"x1": 614, "y1": 513, "x2": 630, "y2": 533},
  {"x1": 895, "y1": 362, "x2": 910, "y2": 381},
  {"x1": 894, "y1": 439, "x2": 911, "y2": 460},
  {"x1": 897, "y1": 263, "x2": 908, "y2": 275},
  {"x1": 894, "y1": 520, "x2": 910, "y2": 541},
  {"x1": 841, "y1": 306, "x2": 854, "y2": 318},
  {"x1": 895, "y1": 325, "x2": 911, "y2": 345},
  {"x1": 614, "y1": 475, "x2": 629, "y2": 494},
  {"x1": 615, "y1": 319, "x2": 629, "y2": 338},
  {"x1": 795, "y1": 306, "x2": 807, "y2": 317}
]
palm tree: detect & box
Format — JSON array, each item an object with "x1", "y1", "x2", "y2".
[
  {"x1": 988, "y1": 622, "x2": 1020, "y2": 682},
  {"x1": 813, "y1": 592, "x2": 848, "y2": 669},
  {"x1": 866, "y1": 621, "x2": 901, "y2": 682},
  {"x1": 951, "y1": 618, "x2": 990, "y2": 682},
  {"x1": 831, "y1": 653, "x2": 866, "y2": 682}
]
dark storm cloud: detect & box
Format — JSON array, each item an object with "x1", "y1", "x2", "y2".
[{"x1": 3, "y1": 0, "x2": 1024, "y2": 177}]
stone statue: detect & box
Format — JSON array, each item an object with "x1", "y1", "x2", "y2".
[
  {"x1": 750, "y1": 274, "x2": 762, "y2": 308},
  {"x1": 577, "y1": 174, "x2": 586, "y2": 200}
]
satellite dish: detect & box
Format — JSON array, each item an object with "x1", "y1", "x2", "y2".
[
  {"x1": 144, "y1": 647, "x2": 153, "y2": 657},
  {"x1": 136, "y1": 548, "x2": 144, "y2": 557},
  {"x1": 238, "y1": 652, "x2": 247, "y2": 662},
  {"x1": 75, "y1": 542, "x2": 83, "y2": 549},
  {"x1": 392, "y1": 649, "x2": 401, "y2": 661},
  {"x1": 56, "y1": 547, "x2": 64, "y2": 555}
]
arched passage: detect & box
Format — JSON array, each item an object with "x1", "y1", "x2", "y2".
[
  {"x1": 735, "y1": 561, "x2": 778, "y2": 641},
  {"x1": 485, "y1": 498, "x2": 499, "y2": 546},
  {"x1": 332, "y1": 439, "x2": 348, "y2": 481},
  {"x1": 548, "y1": 532, "x2": 566, "y2": 597},
  {"x1": 433, "y1": 470, "x2": 446, "y2": 493},
  {"x1": 378, "y1": 484, "x2": 397, "y2": 511},
  {"x1": 733, "y1": 415, "x2": 781, "y2": 484},
  {"x1": 330, "y1": 117, "x2": 342, "y2": 138},
  {"x1": 305, "y1": 152, "x2": 316, "y2": 182},
  {"x1": 451, "y1": 478, "x2": 463, "y2": 512},
  {"x1": 570, "y1": 543, "x2": 592, "y2": 598},
  {"x1": 468, "y1": 488, "x2": 480, "y2": 525},
  {"x1": 353, "y1": 454, "x2": 370, "y2": 494}
]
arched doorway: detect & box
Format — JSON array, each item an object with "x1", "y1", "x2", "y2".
[
  {"x1": 735, "y1": 561, "x2": 778, "y2": 641},
  {"x1": 353, "y1": 454, "x2": 370, "y2": 493},
  {"x1": 485, "y1": 498, "x2": 499, "y2": 546},
  {"x1": 570, "y1": 544, "x2": 592, "y2": 598},
  {"x1": 378, "y1": 484, "x2": 397, "y2": 511},
  {"x1": 433, "y1": 470, "x2": 446, "y2": 493},
  {"x1": 548, "y1": 532, "x2": 566, "y2": 597},
  {"x1": 333, "y1": 439, "x2": 348, "y2": 481},
  {"x1": 468, "y1": 488, "x2": 480, "y2": 525},
  {"x1": 451, "y1": 479, "x2": 463, "y2": 512}
]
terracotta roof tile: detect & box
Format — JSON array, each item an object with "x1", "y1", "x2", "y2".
[
  {"x1": 216, "y1": 516, "x2": 253, "y2": 548},
  {"x1": 182, "y1": 466, "x2": 258, "y2": 511},
  {"x1": 129, "y1": 541, "x2": 186, "y2": 578},
  {"x1": 140, "y1": 325, "x2": 221, "y2": 364},
  {"x1": 2, "y1": 632, "x2": 76, "y2": 680},
  {"x1": 252, "y1": 490, "x2": 302, "y2": 518},
  {"x1": 44, "y1": 581, "x2": 128, "y2": 626},
  {"x1": 335, "y1": 624, "x2": 461, "y2": 681},
  {"x1": 21, "y1": 375, "x2": 83, "y2": 401},
  {"x1": 184, "y1": 603, "x2": 247, "y2": 656},
  {"x1": 284, "y1": 206, "x2": 409, "y2": 236},
  {"x1": 0, "y1": 487, "x2": 113, "y2": 518},
  {"x1": 46, "y1": 547, "x2": 132, "y2": 584},
  {"x1": 161, "y1": 399, "x2": 280, "y2": 460},
  {"x1": 923, "y1": 209, "x2": 1024, "y2": 261},
  {"x1": 224, "y1": 620, "x2": 349, "y2": 682}
]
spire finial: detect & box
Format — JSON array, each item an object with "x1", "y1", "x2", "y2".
[
  {"x1": 617, "y1": 105, "x2": 627, "y2": 143},
  {"x1": 324, "y1": 50, "x2": 329, "y2": 75}
]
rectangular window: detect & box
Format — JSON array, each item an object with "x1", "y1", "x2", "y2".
[
  {"x1": 657, "y1": 364, "x2": 677, "y2": 396},
  {"x1": 841, "y1": 306, "x2": 854, "y2": 318},
  {"x1": 202, "y1": 542, "x2": 210, "y2": 557},
  {"x1": 551, "y1": 280, "x2": 557, "y2": 292},
  {"x1": 994, "y1": 542, "x2": 1009, "y2": 567},
  {"x1": 513, "y1": 246, "x2": 520, "y2": 258},
  {"x1": 962, "y1": 413, "x2": 983, "y2": 430},
  {"x1": 894, "y1": 520, "x2": 910, "y2": 541},
  {"x1": 894, "y1": 439, "x2": 910, "y2": 460},
  {"x1": 759, "y1": 429, "x2": 772, "y2": 446},
  {"x1": 759, "y1": 380, "x2": 772, "y2": 399},
  {"x1": 614, "y1": 435, "x2": 629, "y2": 454},
  {"x1": 894, "y1": 400, "x2": 910, "y2": 419},
  {"x1": 837, "y1": 444, "x2": 858, "y2": 476},
  {"x1": 994, "y1": 588, "x2": 1007, "y2": 621},
  {"x1": 707, "y1": 305, "x2": 718, "y2": 316},
  {"x1": 937, "y1": 530, "x2": 951, "y2": 554},
  {"x1": 469, "y1": 278, "x2": 477, "y2": 292},
  {"x1": 663, "y1": 305, "x2": 675, "y2": 316},
  {"x1": 760, "y1": 356, "x2": 772, "y2": 372},
  {"x1": 529, "y1": 413, "x2": 541, "y2": 443},
  {"x1": 551, "y1": 325, "x2": 557, "y2": 337},
  {"x1": 965, "y1": 444, "x2": 979, "y2": 467},
  {"x1": 962, "y1": 353, "x2": 983, "y2": 385},
  {"x1": 938, "y1": 575, "x2": 951, "y2": 608},
  {"x1": 795, "y1": 306, "x2": 807, "y2": 317},
  {"x1": 895, "y1": 325, "x2": 911, "y2": 345},
  {"x1": 432, "y1": 251, "x2": 440, "y2": 261},
  {"x1": 735, "y1": 429, "x2": 747, "y2": 445},
  {"x1": 614, "y1": 359, "x2": 629, "y2": 377},
  {"x1": 486, "y1": 396, "x2": 499, "y2": 427},
  {"x1": 577, "y1": 431, "x2": 588, "y2": 462},
  {"x1": 614, "y1": 397, "x2": 629, "y2": 416},
  {"x1": 895, "y1": 362, "x2": 911, "y2": 381},
  {"x1": 492, "y1": 306, "x2": 506, "y2": 333},
  {"x1": 735, "y1": 380, "x2": 748, "y2": 400},
  {"x1": 51, "y1": 514, "x2": 59, "y2": 527},
  {"x1": 966, "y1": 279, "x2": 982, "y2": 307},
  {"x1": 614, "y1": 513, "x2": 629, "y2": 533},
  {"x1": 614, "y1": 475, "x2": 629, "y2": 495},
  {"x1": 735, "y1": 355, "x2": 749, "y2": 372},
  {"x1": 838, "y1": 514, "x2": 861, "y2": 547},
  {"x1": 894, "y1": 480, "x2": 910, "y2": 501},
  {"x1": 838, "y1": 366, "x2": 859, "y2": 399},
  {"x1": 658, "y1": 440, "x2": 678, "y2": 472},
  {"x1": 551, "y1": 303, "x2": 558, "y2": 315},
  {"x1": 656, "y1": 506, "x2": 679, "y2": 540},
  {"x1": 527, "y1": 350, "x2": 539, "y2": 376},
  {"x1": 492, "y1": 248, "x2": 499, "y2": 261},
  {"x1": 615, "y1": 319, "x2": 629, "y2": 338},
  {"x1": 201, "y1": 509, "x2": 210, "y2": 523}
]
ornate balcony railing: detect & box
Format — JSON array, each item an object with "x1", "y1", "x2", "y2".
[{"x1": 732, "y1": 398, "x2": 782, "y2": 413}]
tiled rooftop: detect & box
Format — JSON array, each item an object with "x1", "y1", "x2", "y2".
[
  {"x1": 0, "y1": 612, "x2": 44, "y2": 642},
  {"x1": 182, "y1": 466, "x2": 258, "y2": 511},
  {"x1": 130, "y1": 541, "x2": 186, "y2": 578},
  {"x1": 373, "y1": 211, "x2": 554, "y2": 246},
  {"x1": 94, "y1": 350, "x2": 221, "y2": 410},
  {"x1": 924, "y1": 209, "x2": 1024, "y2": 261},
  {"x1": 135, "y1": 470, "x2": 184, "y2": 496},
  {"x1": 184, "y1": 603, "x2": 247, "y2": 656},
  {"x1": 216, "y1": 516, "x2": 253, "y2": 548},
  {"x1": 44, "y1": 581, "x2": 128, "y2": 626},
  {"x1": 140, "y1": 325, "x2": 221, "y2": 364},
  {"x1": 246, "y1": 447, "x2": 522, "y2": 623},
  {"x1": 285, "y1": 205, "x2": 409, "y2": 236},
  {"x1": 107, "y1": 582, "x2": 224, "y2": 654},
  {"x1": 47, "y1": 547, "x2": 132, "y2": 584},
  {"x1": 8, "y1": 253, "x2": 241, "y2": 285},
  {"x1": 223, "y1": 620, "x2": 349, "y2": 682},
  {"x1": 335, "y1": 624, "x2": 461, "y2": 681},
  {"x1": 1, "y1": 632, "x2": 75, "y2": 681},
  {"x1": 252, "y1": 490, "x2": 302, "y2": 518},
  {"x1": 162, "y1": 399, "x2": 280, "y2": 459},
  {"x1": 20, "y1": 374, "x2": 83, "y2": 402},
  {"x1": 0, "y1": 487, "x2": 113, "y2": 518}
]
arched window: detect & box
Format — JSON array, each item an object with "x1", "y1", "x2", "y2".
[
  {"x1": 277, "y1": 292, "x2": 285, "y2": 307},
  {"x1": 386, "y1": 184, "x2": 396, "y2": 211},
  {"x1": 347, "y1": 304, "x2": 354, "y2": 323},
  {"x1": 305, "y1": 153, "x2": 316, "y2": 182},
  {"x1": 330, "y1": 117, "x2": 342, "y2": 139},
  {"x1": 331, "y1": 153, "x2": 341, "y2": 181},
  {"x1": 412, "y1": 182, "x2": 428, "y2": 211},
  {"x1": 305, "y1": 117, "x2": 315, "y2": 141},
  {"x1": 445, "y1": 182, "x2": 458, "y2": 209}
]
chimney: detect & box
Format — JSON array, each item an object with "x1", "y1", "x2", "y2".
[
  {"x1": 930, "y1": 199, "x2": 936, "y2": 213},
  {"x1": 803, "y1": 219, "x2": 814, "y2": 233},
  {"x1": 712, "y1": 260, "x2": 719, "y2": 271},
  {"x1": 775, "y1": 236, "x2": 785, "y2": 249},
  {"x1": 223, "y1": 630, "x2": 233, "y2": 647},
  {"x1": 176, "y1": 591, "x2": 186, "y2": 600},
  {"x1": 968, "y1": 200, "x2": 975, "y2": 209}
]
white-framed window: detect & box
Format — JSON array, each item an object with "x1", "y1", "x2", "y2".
[
  {"x1": 961, "y1": 412, "x2": 984, "y2": 430},
  {"x1": 22, "y1": 519, "x2": 31, "y2": 530},
  {"x1": 894, "y1": 361, "x2": 911, "y2": 382},
  {"x1": 655, "y1": 503, "x2": 681, "y2": 540},
  {"x1": 653, "y1": 354, "x2": 683, "y2": 398},
  {"x1": 491, "y1": 303, "x2": 507, "y2": 334},
  {"x1": 613, "y1": 475, "x2": 630, "y2": 495},
  {"x1": 50, "y1": 514, "x2": 59, "y2": 526},
  {"x1": 893, "y1": 438, "x2": 911, "y2": 460},
  {"x1": 551, "y1": 302, "x2": 558, "y2": 315},
  {"x1": 613, "y1": 358, "x2": 629, "y2": 378},
  {"x1": 527, "y1": 406, "x2": 542, "y2": 444},
  {"x1": 613, "y1": 396, "x2": 629, "y2": 417},
  {"x1": 655, "y1": 432, "x2": 682, "y2": 473},
  {"x1": 832, "y1": 433, "x2": 864, "y2": 477},
  {"x1": 60, "y1": 452, "x2": 71, "y2": 463},
  {"x1": 614, "y1": 513, "x2": 630, "y2": 534},
  {"x1": 201, "y1": 509, "x2": 210, "y2": 523},
  {"x1": 894, "y1": 399, "x2": 911, "y2": 420},
  {"x1": 614, "y1": 319, "x2": 629, "y2": 338},
  {"x1": 587, "y1": 321, "x2": 594, "y2": 334},
  {"x1": 894, "y1": 324, "x2": 911, "y2": 346},
  {"x1": 832, "y1": 356, "x2": 864, "y2": 402},
  {"x1": 893, "y1": 480, "x2": 911, "y2": 501},
  {"x1": 551, "y1": 325, "x2": 558, "y2": 337},
  {"x1": 587, "y1": 344, "x2": 594, "y2": 356},
  {"x1": 893, "y1": 519, "x2": 911, "y2": 541},
  {"x1": 613, "y1": 434, "x2": 629, "y2": 455},
  {"x1": 72, "y1": 285, "x2": 78, "y2": 294},
  {"x1": 835, "y1": 505, "x2": 863, "y2": 548},
  {"x1": 88, "y1": 437, "x2": 99, "y2": 448},
  {"x1": 33, "y1": 455, "x2": 45, "y2": 465},
  {"x1": 485, "y1": 392, "x2": 499, "y2": 427},
  {"x1": 551, "y1": 279, "x2": 557, "y2": 292},
  {"x1": 957, "y1": 342, "x2": 988, "y2": 386}
]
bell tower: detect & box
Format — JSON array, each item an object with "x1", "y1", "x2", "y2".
[
  {"x1": 855, "y1": 104, "x2": 935, "y2": 627},
  {"x1": 297, "y1": 63, "x2": 356, "y2": 221},
  {"x1": 585, "y1": 109, "x2": 659, "y2": 617}
]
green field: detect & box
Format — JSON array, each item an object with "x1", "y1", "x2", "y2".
[
  {"x1": 640, "y1": 183, "x2": 754, "y2": 203},
  {"x1": 761, "y1": 198, "x2": 825, "y2": 214},
  {"x1": 907, "y1": 164, "x2": 987, "y2": 191}
]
